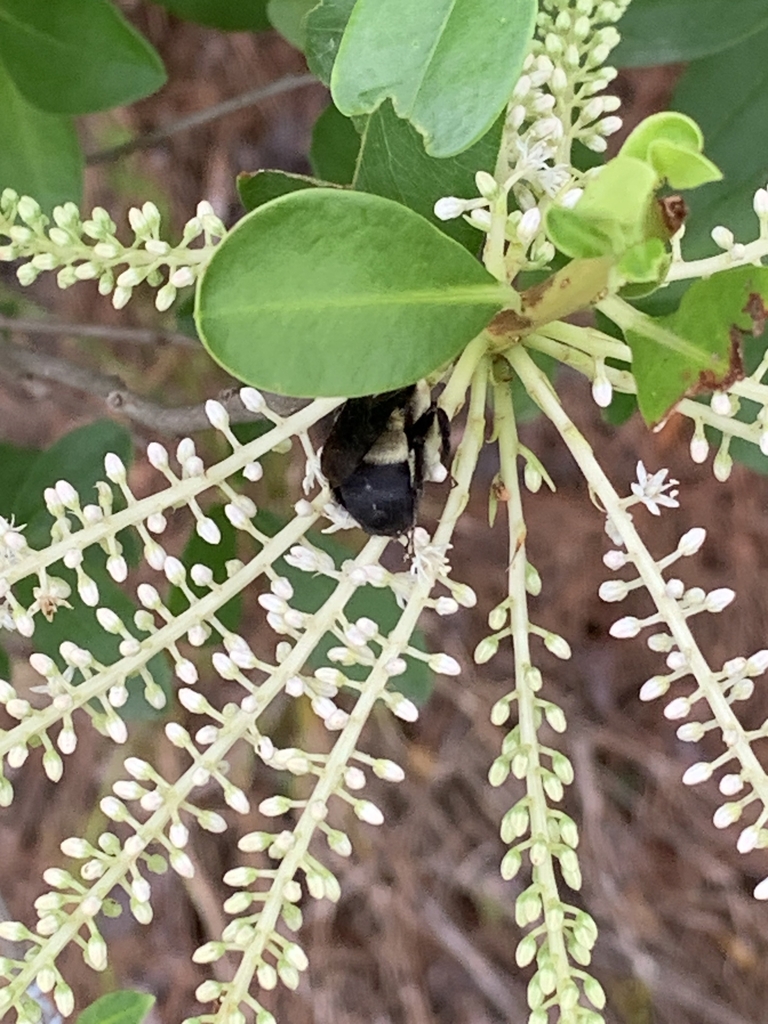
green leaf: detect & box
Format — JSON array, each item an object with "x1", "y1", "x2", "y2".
[
  {"x1": 0, "y1": 61, "x2": 82, "y2": 211},
  {"x1": 331, "y1": 0, "x2": 537, "y2": 158},
  {"x1": 267, "y1": 0, "x2": 318, "y2": 48},
  {"x1": 0, "y1": 439, "x2": 39, "y2": 518},
  {"x1": 353, "y1": 101, "x2": 503, "y2": 252},
  {"x1": 255, "y1": 512, "x2": 432, "y2": 703},
  {"x1": 617, "y1": 266, "x2": 768, "y2": 424},
  {"x1": 305, "y1": 0, "x2": 356, "y2": 86},
  {"x1": 75, "y1": 990, "x2": 156, "y2": 1024},
  {"x1": 619, "y1": 111, "x2": 721, "y2": 189},
  {"x1": 546, "y1": 156, "x2": 659, "y2": 259},
  {"x1": 167, "y1": 504, "x2": 242, "y2": 635},
  {"x1": 151, "y1": 0, "x2": 272, "y2": 31},
  {"x1": 237, "y1": 169, "x2": 336, "y2": 212},
  {"x1": 310, "y1": 104, "x2": 360, "y2": 185},
  {"x1": 614, "y1": 0, "x2": 768, "y2": 66},
  {"x1": 195, "y1": 188, "x2": 506, "y2": 398},
  {"x1": 617, "y1": 238, "x2": 668, "y2": 285},
  {"x1": 672, "y1": 24, "x2": 768, "y2": 259},
  {"x1": 0, "y1": 0, "x2": 166, "y2": 114}
]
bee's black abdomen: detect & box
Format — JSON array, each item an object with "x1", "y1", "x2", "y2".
[{"x1": 334, "y1": 462, "x2": 415, "y2": 537}]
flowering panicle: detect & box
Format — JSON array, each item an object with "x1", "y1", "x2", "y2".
[
  {"x1": 598, "y1": 462, "x2": 768, "y2": 897},
  {"x1": 0, "y1": 189, "x2": 225, "y2": 311},
  {"x1": 0, "y1": 358, "x2": 485, "y2": 1022}
]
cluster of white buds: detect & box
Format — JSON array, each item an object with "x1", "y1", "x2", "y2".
[
  {"x1": 0, "y1": 189, "x2": 225, "y2": 311},
  {"x1": 434, "y1": 170, "x2": 555, "y2": 271},
  {"x1": 504, "y1": 0, "x2": 627, "y2": 212}
]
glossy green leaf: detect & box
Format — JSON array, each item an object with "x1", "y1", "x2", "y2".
[
  {"x1": 76, "y1": 990, "x2": 156, "y2": 1024},
  {"x1": 0, "y1": 0, "x2": 165, "y2": 114},
  {"x1": 310, "y1": 104, "x2": 360, "y2": 185},
  {"x1": 353, "y1": 101, "x2": 503, "y2": 252},
  {"x1": 331, "y1": 0, "x2": 536, "y2": 157},
  {"x1": 255, "y1": 512, "x2": 432, "y2": 703},
  {"x1": 195, "y1": 189, "x2": 506, "y2": 398},
  {"x1": 672, "y1": 24, "x2": 768, "y2": 259},
  {"x1": 305, "y1": 0, "x2": 356, "y2": 86},
  {"x1": 151, "y1": 0, "x2": 271, "y2": 31},
  {"x1": 618, "y1": 266, "x2": 768, "y2": 424},
  {"x1": 0, "y1": 644, "x2": 9, "y2": 682},
  {"x1": 0, "y1": 61, "x2": 82, "y2": 211},
  {"x1": 267, "y1": 0, "x2": 318, "y2": 48},
  {"x1": 614, "y1": 0, "x2": 768, "y2": 66},
  {"x1": 237, "y1": 169, "x2": 335, "y2": 212},
  {"x1": 167, "y1": 504, "x2": 242, "y2": 635}
]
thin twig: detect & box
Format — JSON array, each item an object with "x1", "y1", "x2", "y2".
[
  {"x1": 86, "y1": 74, "x2": 320, "y2": 165},
  {"x1": 0, "y1": 341, "x2": 294, "y2": 435},
  {"x1": 0, "y1": 314, "x2": 198, "y2": 348}
]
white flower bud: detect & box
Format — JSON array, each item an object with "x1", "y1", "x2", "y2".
[
  {"x1": 713, "y1": 802, "x2": 742, "y2": 829},
  {"x1": 638, "y1": 676, "x2": 669, "y2": 701},
  {"x1": 711, "y1": 225, "x2": 734, "y2": 250},
  {"x1": 355, "y1": 800, "x2": 384, "y2": 825},
  {"x1": 705, "y1": 587, "x2": 735, "y2": 612},
  {"x1": 747, "y1": 650, "x2": 768, "y2": 675},
  {"x1": 682, "y1": 762, "x2": 712, "y2": 786},
  {"x1": 719, "y1": 773, "x2": 744, "y2": 796},
  {"x1": 738, "y1": 825, "x2": 760, "y2": 853},
  {"x1": 239, "y1": 387, "x2": 265, "y2": 413},
  {"x1": 710, "y1": 391, "x2": 732, "y2": 416},
  {"x1": 663, "y1": 696, "x2": 691, "y2": 720},
  {"x1": 205, "y1": 400, "x2": 229, "y2": 430},
  {"x1": 609, "y1": 616, "x2": 641, "y2": 638},
  {"x1": 103, "y1": 452, "x2": 126, "y2": 483},
  {"x1": 372, "y1": 759, "x2": 405, "y2": 783},
  {"x1": 676, "y1": 722, "x2": 705, "y2": 742},
  {"x1": 428, "y1": 653, "x2": 461, "y2": 675},
  {"x1": 602, "y1": 549, "x2": 627, "y2": 570},
  {"x1": 598, "y1": 579, "x2": 628, "y2": 602},
  {"x1": 391, "y1": 695, "x2": 418, "y2": 721},
  {"x1": 677, "y1": 527, "x2": 706, "y2": 556}
]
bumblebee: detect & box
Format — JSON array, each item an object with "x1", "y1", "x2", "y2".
[{"x1": 320, "y1": 382, "x2": 450, "y2": 537}]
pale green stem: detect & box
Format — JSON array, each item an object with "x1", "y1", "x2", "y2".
[
  {"x1": 665, "y1": 237, "x2": 768, "y2": 282},
  {"x1": 507, "y1": 347, "x2": 768, "y2": 825},
  {"x1": 494, "y1": 376, "x2": 579, "y2": 1024},
  {"x1": 539, "y1": 320, "x2": 631, "y2": 364},
  {"x1": 522, "y1": 334, "x2": 766, "y2": 448}
]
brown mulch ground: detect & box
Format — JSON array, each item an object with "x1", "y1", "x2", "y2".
[{"x1": 1, "y1": 7, "x2": 768, "y2": 1024}]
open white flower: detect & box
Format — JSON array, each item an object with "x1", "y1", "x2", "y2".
[{"x1": 629, "y1": 462, "x2": 680, "y2": 516}]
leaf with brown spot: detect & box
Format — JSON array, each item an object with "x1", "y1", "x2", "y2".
[{"x1": 622, "y1": 265, "x2": 768, "y2": 425}]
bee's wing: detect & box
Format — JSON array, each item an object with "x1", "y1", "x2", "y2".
[{"x1": 320, "y1": 388, "x2": 415, "y2": 487}]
